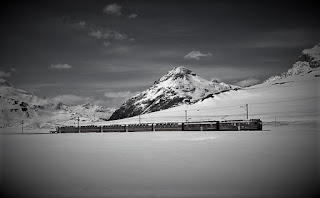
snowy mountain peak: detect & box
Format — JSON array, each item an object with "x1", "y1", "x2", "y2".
[
  {"x1": 167, "y1": 66, "x2": 195, "y2": 76},
  {"x1": 298, "y1": 43, "x2": 320, "y2": 68},
  {"x1": 155, "y1": 66, "x2": 196, "y2": 84},
  {"x1": 301, "y1": 43, "x2": 320, "y2": 57},
  {"x1": 109, "y1": 66, "x2": 239, "y2": 120},
  {"x1": 265, "y1": 43, "x2": 320, "y2": 83}
]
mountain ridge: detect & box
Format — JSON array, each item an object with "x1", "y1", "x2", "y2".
[
  {"x1": 0, "y1": 79, "x2": 115, "y2": 128},
  {"x1": 109, "y1": 66, "x2": 239, "y2": 120},
  {"x1": 265, "y1": 43, "x2": 320, "y2": 83}
]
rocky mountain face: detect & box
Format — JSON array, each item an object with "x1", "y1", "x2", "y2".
[
  {"x1": 109, "y1": 66, "x2": 239, "y2": 120},
  {"x1": 265, "y1": 43, "x2": 320, "y2": 83},
  {"x1": 298, "y1": 43, "x2": 320, "y2": 68},
  {"x1": 0, "y1": 79, "x2": 115, "y2": 128},
  {"x1": 0, "y1": 78, "x2": 52, "y2": 127}
]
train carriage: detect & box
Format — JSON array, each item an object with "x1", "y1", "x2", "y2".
[
  {"x1": 102, "y1": 125, "x2": 125, "y2": 132},
  {"x1": 153, "y1": 122, "x2": 182, "y2": 131},
  {"x1": 183, "y1": 121, "x2": 219, "y2": 131},
  {"x1": 80, "y1": 125, "x2": 101, "y2": 133},
  {"x1": 59, "y1": 126, "x2": 79, "y2": 133},
  {"x1": 219, "y1": 119, "x2": 262, "y2": 131},
  {"x1": 126, "y1": 124, "x2": 153, "y2": 132}
]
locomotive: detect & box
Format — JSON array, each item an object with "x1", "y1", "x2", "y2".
[{"x1": 54, "y1": 119, "x2": 262, "y2": 133}]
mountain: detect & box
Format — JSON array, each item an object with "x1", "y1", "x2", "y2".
[
  {"x1": 104, "y1": 45, "x2": 320, "y2": 126},
  {"x1": 0, "y1": 78, "x2": 53, "y2": 127},
  {"x1": 105, "y1": 66, "x2": 319, "y2": 126},
  {"x1": 109, "y1": 66, "x2": 239, "y2": 120},
  {"x1": 0, "y1": 79, "x2": 115, "y2": 128},
  {"x1": 265, "y1": 43, "x2": 320, "y2": 83}
]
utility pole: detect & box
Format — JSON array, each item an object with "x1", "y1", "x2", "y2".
[
  {"x1": 240, "y1": 104, "x2": 249, "y2": 119},
  {"x1": 77, "y1": 117, "x2": 80, "y2": 133},
  {"x1": 246, "y1": 103, "x2": 248, "y2": 119},
  {"x1": 21, "y1": 120, "x2": 24, "y2": 133},
  {"x1": 139, "y1": 114, "x2": 141, "y2": 124},
  {"x1": 185, "y1": 110, "x2": 188, "y2": 122}
]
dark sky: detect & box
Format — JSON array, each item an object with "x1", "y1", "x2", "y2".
[{"x1": 1, "y1": 0, "x2": 319, "y2": 107}]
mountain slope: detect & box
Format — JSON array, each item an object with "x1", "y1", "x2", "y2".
[
  {"x1": 102, "y1": 64, "x2": 319, "y2": 126},
  {"x1": 109, "y1": 66, "x2": 239, "y2": 120},
  {"x1": 0, "y1": 79, "x2": 115, "y2": 128},
  {"x1": 98, "y1": 43, "x2": 320, "y2": 126},
  {"x1": 0, "y1": 78, "x2": 53, "y2": 127},
  {"x1": 265, "y1": 43, "x2": 320, "y2": 83}
]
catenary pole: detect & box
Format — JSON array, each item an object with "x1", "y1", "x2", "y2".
[
  {"x1": 185, "y1": 110, "x2": 188, "y2": 122},
  {"x1": 78, "y1": 117, "x2": 80, "y2": 133}
]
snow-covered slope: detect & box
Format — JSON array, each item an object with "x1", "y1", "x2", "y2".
[
  {"x1": 0, "y1": 78, "x2": 53, "y2": 127},
  {"x1": 265, "y1": 43, "x2": 320, "y2": 83},
  {"x1": 299, "y1": 43, "x2": 320, "y2": 67},
  {"x1": 0, "y1": 79, "x2": 115, "y2": 128},
  {"x1": 100, "y1": 69, "x2": 319, "y2": 126},
  {"x1": 109, "y1": 66, "x2": 239, "y2": 120},
  {"x1": 0, "y1": 79, "x2": 52, "y2": 107},
  {"x1": 99, "y1": 45, "x2": 320, "y2": 126},
  {"x1": 50, "y1": 103, "x2": 115, "y2": 127}
]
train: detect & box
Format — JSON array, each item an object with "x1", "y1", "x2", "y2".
[{"x1": 53, "y1": 119, "x2": 262, "y2": 133}]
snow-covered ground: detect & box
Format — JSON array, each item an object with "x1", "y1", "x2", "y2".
[{"x1": 1, "y1": 125, "x2": 318, "y2": 198}]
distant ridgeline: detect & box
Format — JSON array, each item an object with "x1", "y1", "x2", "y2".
[{"x1": 0, "y1": 78, "x2": 115, "y2": 128}]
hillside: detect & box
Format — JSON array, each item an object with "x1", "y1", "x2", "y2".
[
  {"x1": 100, "y1": 44, "x2": 320, "y2": 126},
  {"x1": 265, "y1": 43, "x2": 320, "y2": 82},
  {"x1": 0, "y1": 79, "x2": 115, "y2": 128},
  {"x1": 109, "y1": 66, "x2": 239, "y2": 120}
]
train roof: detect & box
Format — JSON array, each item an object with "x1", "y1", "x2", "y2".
[
  {"x1": 220, "y1": 119, "x2": 261, "y2": 123},
  {"x1": 184, "y1": 121, "x2": 219, "y2": 124}
]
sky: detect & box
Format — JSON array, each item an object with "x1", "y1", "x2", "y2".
[{"x1": 1, "y1": 0, "x2": 319, "y2": 108}]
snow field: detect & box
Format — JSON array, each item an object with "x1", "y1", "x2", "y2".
[{"x1": 2, "y1": 126, "x2": 318, "y2": 198}]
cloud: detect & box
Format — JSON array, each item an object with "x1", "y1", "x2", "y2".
[
  {"x1": 10, "y1": 67, "x2": 17, "y2": 72},
  {"x1": 184, "y1": 50, "x2": 212, "y2": 60},
  {"x1": 88, "y1": 29, "x2": 127, "y2": 41},
  {"x1": 128, "y1": 13, "x2": 138, "y2": 19},
  {"x1": 88, "y1": 30, "x2": 103, "y2": 39},
  {"x1": 49, "y1": 64, "x2": 72, "y2": 69},
  {"x1": 104, "y1": 91, "x2": 139, "y2": 99},
  {"x1": 0, "y1": 70, "x2": 11, "y2": 78},
  {"x1": 77, "y1": 21, "x2": 86, "y2": 28},
  {"x1": 103, "y1": 3, "x2": 122, "y2": 16},
  {"x1": 60, "y1": 18, "x2": 131, "y2": 44},
  {"x1": 104, "y1": 30, "x2": 127, "y2": 40},
  {"x1": 235, "y1": 78, "x2": 262, "y2": 87},
  {"x1": 50, "y1": 94, "x2": 122, "y2": 108},
  {"x1": 51, "y1": 94, "x2": 93, "y2": 106}
]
